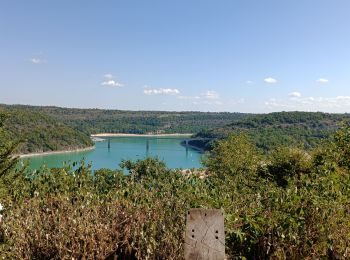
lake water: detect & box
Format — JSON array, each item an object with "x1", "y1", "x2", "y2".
[{"x1": 25, "y1": 136, "x2": 203, "y2": 171}]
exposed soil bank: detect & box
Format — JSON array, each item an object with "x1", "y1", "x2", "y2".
[
  {"x1": 17, "y1": 146, "x2": 96, "y2": 158},
  {"x1": 91, "y1": 133, "x2": 193, "y2": 137}
]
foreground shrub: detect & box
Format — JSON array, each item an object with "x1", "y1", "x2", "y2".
[
  {"x1": 2, "y1": 195, "x2": 186, "y2": 259},
  {"x1": 0, "y1": 126, "x2": 350, "y2": 258},
  {"x1": 0, "y1": 158, "x2": 213, "y2": 259},
  {"x1": 212, "y1": 134, "x2": 350, "y2": 259}
]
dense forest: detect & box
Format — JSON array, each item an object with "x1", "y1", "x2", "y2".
[
  {"x1": 0, "y1": 104, "x2": 248, "y2": 154},
  {"x1": 0, "y1": 107, "x2": 93, "y2": 154},
  {"x1": 0, "y1": 104, "x2": 247, "y2": 135},
  {"x1": 194, "y1": 111, "x2": 350, "y2": 152},
  {"x1": 1, "y1": 111, "x2": 350, "y2": 258},
  {"x1": 2, "y1": 104, "x2": 350, "y2": 156}
]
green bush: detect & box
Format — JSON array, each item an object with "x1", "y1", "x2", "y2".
[{"x1": 0, "y1": 120, "x2": 350, "y2": 258}]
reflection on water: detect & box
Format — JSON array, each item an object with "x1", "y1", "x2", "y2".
[{"x1": 25, "y1": 137, "x2": 203, "y2": 171}]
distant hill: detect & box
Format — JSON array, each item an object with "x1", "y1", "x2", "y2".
[
  {"x1": 0, "y1": 107, "x2": 94, "y2": 154},
  {"x1": 194, "y1": 111, "x2": 350, "y2": 151},
  {"x1": 0, "y1": 104, "x2": 248, "y2": 135},
  {"x1": 4, "y1": 105, "x2": 345, "y2": 155}
]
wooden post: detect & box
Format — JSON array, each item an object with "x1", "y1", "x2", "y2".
[{"x1": 184, "y1": 208, "x2": 225, "y2": 260}]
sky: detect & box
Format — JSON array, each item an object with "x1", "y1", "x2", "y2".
[{"x1": 1, "y1": 0, "x2": 350, "y2": 113}]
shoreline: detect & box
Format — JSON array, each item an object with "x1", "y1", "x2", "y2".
[
  {"x1": 91, "y1": 133, "x2": 193, "y2": 137},
  {"x1": 181, "y1": 142, "x2": 205, "y2": 153},
  {"x1": 17, "y1": 146, "x2": 96, "y2": 158}
]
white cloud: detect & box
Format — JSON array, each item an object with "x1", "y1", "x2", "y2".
[
  {"x1": 104, "y1": 74, "x2": 113, "y2": 79},
  {"x1": 144, "y1": 88, "x2": 180, "y2": 95},
  {"x1": 177, "y1": 95, "x2": 201, "y2": 100},
  {"x1": 228, "y1": 98, "x2": 246, "y2": 106},
  {"x1": 101, "y1": 74, "x2": 124, "y2": 87},
  {"x1": 177, "y1": 90, "x2": 220, "y2": 100},
  {"x1": 264, "y1": 95, "x2": 350, "y2": 112},
  {"x1": 298, "y1": 96, "x2": 350, "y2": 108},
  {"x1": 288, "y1": 91, "x2": 301, "y2": 98},
  {"x1": 317, "y1": 78, "x2": 329, "y2": 84},
  {"x1": 30, "y1": 58, "x2": 43, "y2": 64},
  {"x1": 237, "y1": 98, "x2": 245, "y2": 104},
  {"x1": 101, "y1": 80, "x2": 123, "y2": 87},
  {"x1": 201, "y1": 90, "x2": 219, "y2": 99},
  {"x1": 192, "y1": 100, "x2": 223, "y2": 105},
  {"x1": 177, "y1": 90, "x2": 222, "y2": 106},
  {"x1": 264, "y1": 77, "x2": 278, "y2": 84},
  {"x1": 246, "y1": 80, "x2": 254, "y2": 84},
  {"x1": 264, "y1": 98, "x2": 293, "y2": 109}
]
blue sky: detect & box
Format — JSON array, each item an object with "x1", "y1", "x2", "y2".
[{"x1": 1, "y1": 0, "x2": 350, "y2": 113}]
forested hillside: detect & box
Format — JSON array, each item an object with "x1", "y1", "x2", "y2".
[
  {"x1": 0, "y1": 104, "x2": 247, "y2": 134},
  {"x1": 0, "y1": 108, "x2": 93, "y2": 154},
  {"x1": 3, "y1": 104, "x2": 350, "y2": 155},
  {"x1": 194, "y1": 111, "x2": 350, "y2": 151}
]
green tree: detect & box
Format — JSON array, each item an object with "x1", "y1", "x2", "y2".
[
  {"x1": 260, "y1": 147, "x2": 311, "y2": 187},
  {"x1": 205, "y1": 133, "x2": 261, "y2": 179},
  {"x1": 0, "y1": 112, "x2": 18, "y2": 178},
  {"x1": 0, "y1": 112, "x2": 29, "y2": 202},
  {"x1": 333, "y1": 121, "x2": 350, "y2": 169}
]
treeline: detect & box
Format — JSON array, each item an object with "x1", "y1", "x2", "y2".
[
  {"x1": 0, "y1": 104, "x2": 247, "y2": 135},
  {"x1": 1, "y1": 115, "x2": 350, "y2": 258},
  {"x1": 194, "y1": 111, "x2": 350, "y2": 151},
  {"x1": 0, "y1": 108, "x2": 93, "y2": 154},
  {"x1": 3, "y1": 104, "x2": 350, "y2": 155}
]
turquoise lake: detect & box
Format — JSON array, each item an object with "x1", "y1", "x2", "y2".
[{"x1": 25, "y1": 136, "x2": 203, "y2": 171}]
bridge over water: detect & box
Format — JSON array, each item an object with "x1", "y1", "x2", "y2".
[{"x1": 103, "y1": 136, "x2": 214, "y2": 153}]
